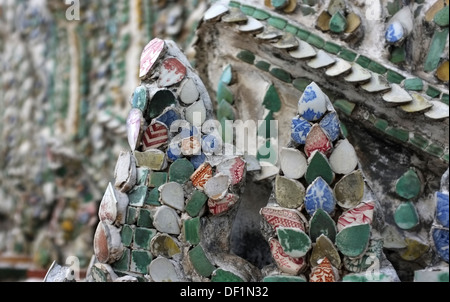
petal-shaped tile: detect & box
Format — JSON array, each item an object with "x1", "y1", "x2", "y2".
[
  {"x1": 208, "y1": 193, "x2": 239, "y2": 215},
  {"x1": 156, "y1": 107, "x2": 181, "y2": 129},
  {"x1": 400, "y1": 93, "x2": 433, "y2": 113},
  {"x1": 272, "y1": 32, "x2": 299, "y2": 50},
  {"x1": 269, "y1": 238, "x2": 306, "y2": 274},
  {"x1": 203, "y1": 3, "x2": 229, "y2": 21},
  {"x1": 280, "y1": 147, "x2": 307, "y2": 179},
  {"x1": 304, "y1": 177, "x2": 336, "y2": 216},
  {"x1": 291, "y1": 116, "x2": 311, "y2": 144},
  {"x1": 395, "y1": 168, "x2": 421, "y2": 199},
  {"x1": 335, "y1": 223, "x2": 371, "y2": 258},
  {"x1": 310, "y1": 234, "x2": 341, "y2": 268},
  {"x1": 131, "y1": 85, "x2": 148, "y2": 112},
  {"x1": 329, "y1": 139, "x2": 358, "y2": 174},
  {"x1": 298, "y1": 82, "x2": 328, "y2": 121},
  {"x1": 222, "y1": 7, "x2": 248, "y2": 23},
  {"x1": 94, "y1": 221, "x2": 123, "y2": 264},
  {"x1": 325, "y1": 58, "x2": 352, "y2": 77},
  {"x1": 309, "y1": 208, "x2": 337, "y2": 243},
  {"x1": 400, "y1": 238, "x2": 429, "y2": 261},
  {"x1": 309, "y1": 258, "x2": 336, "y2": 282},
  {"x1": 288, "y1": 39, "x2": 317, "y2": 59},
  {"x1": 204, "y1": 174, "x2": 230, "y2": 200},
  {"x1": 394, "y1": 201, "x2": 419, "y2": 230},
  {"x1": 150, "y1": 234, "x2": 181, "y2": 258},
  {"x1": 179, "y1": 78, "x2": 199, "y2": 105},
  {"x1": 263, "y1": 84, "x2": 282, "y2": 112},
  {"x1": 277, "y1": 227, "x2": 311, "y2": 257},
  {"x1": 382, "y1": 83, "x2": 413, "y2": 105},
  {"x1": 217, "y1": 156, "x2": 246, "y2": 185},
  {"x1": 343, "y1": 237, "x2": 383, "y2": 273},
  {"x1": 159, "y1": 181, "x2": 185, "y2": 211},
  {"x1": 385, "y1": 21, "x2": 404, "y2": 43},
  {"x1": 142, "y1": 121, "x2": 168, "y2": 151},
  {"x1": 126, "y1": 108, "x2": 144, "y2": 151},
  {"x1": 238, "y1": 17, "x2": 264, "y2": 33},
  {"x1": 114, "y1": 151, "x2": 137, "y2": 193},
  {"x1": 436, "y1": 191, "x2": 449, "y2": 228},
  {"x1": 260, "y1": 206, "x2": 305, "y2": 231},
  {"x1": 304, "y1": 124, "x2": 332, "y2": 157},
  {"x1": 424, "y1": 101, "x2": 450, "y2": 120},
  {"x1": 219, "y1": 64, "x2": 233, "y2": 85},
  {"x1": 305, "y1": 151, "x2": 335, "y2": 185},
  {"x1": 275, "y1": 175, "x2": 306, "y2": 208},
  {"x1": 147, "y1": 89, "x2": 176, "y2": 120},
  {"x1": 307, "y1": 50, "x2": 336, "y2": 69},
  {"x1": 153, "y1": 205, "x2": 181, "y2": 235},
  {"x1": 99, "y1": 182, "x2": 129, "y2": 226},
  {"x1": 334, "y1": 170, "x2": 365, "y2": 209},
  {"x1": 190, "y1": 162, "x2": 213, "y2": 190},
  {"x1": 149, "y1": 257, "x2": 181, "y2": 282},
  {"x1": 432, "y1": 227, "x2": 449, "y2": 262},
  {"x1": 337, "y1": 201, "x2": 375, "y2": 232},
  {"x1": 158, "y1": 57, "x2": 186, "y2": 87},
  {"x1": 361, "y1": 73, "x2": 391, "y2": 93},
  {"x1": 139, "y1": 38, "x2": 166, "y2": 79},
  {"x1": 344, "y1": 63, "x2": 372, "y2": 83},
  {"x1": 255, "y1": 25, "x2": 284, "y2": 40},
  {"x1": 185, "y1": 100, "x2": 207, "y2": 127}
]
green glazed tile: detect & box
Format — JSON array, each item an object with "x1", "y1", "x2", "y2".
[
  {"x1": 147, "y1": 90, "x2": 176, "y2": 120},
  {"x1": 263, "y1": 84, "x2": 282, "y2": 112},
  {"x1": 441, "y1": 93, "x2": 449, "y2": 105},
  {"x1": 425, "y1": 143, "x2": 444, "y2": 157},
  {"x1": 186, "y1": 190, "x2": 208, "y2": 217},
  {"x1": 121, "y1": 224, "x2": 134, "y2": 247},
  {"x1": 342, "y1": 272, "x2": 392, "y2": 282},
  {"x1": 394, "y1": 202, "x2": 419, "y2": 230},
  {"x1": 212, "y1": 268, "x2": 244, "y2": 282},
  {"x1": 128, "y1": 185, "x2": 148, "y2": 207},
  {"x1": 137, "y1": 208, "x2": 153, "y2": 228},
  {"x1": 112, "y1": 248, "x2": 130, "y2": 271},
  {"x1": 338, "y1": 48, "x2": 357, "y2": 62},
  {"x1": 267, "y1": 16, "x2": 287, "y2": 29},
  {"x1": 424, "y1": 28, "x2": 449, "y2": 72},
  {"x1": 329, "y1": 11, "x2": 347, "y2": 33},
  {"x1": 132, "y1": 86, "x2": 148, "y2": 113},
  {"x1": 149, "y1": 172, "x2": 168, "y2": 188},
  {"x1": 367, "y1": 61, "x2": 387, "y2": 75},
  {"x1": 189, "y1": 244, "x2": 215, "y2": 277},
  {"x1": 217, "y1": 99, "x2": 235, "y2": 121},
  {"x1": 395, "y1": 169, "x2": 421, "y2": 199},
  {"x1": 262, "y1": 275, "x2": 307, "y2": 282},
  {"x1": 335, "y1": 223, "x2": 371, "y2": 258},
  {"x1": 130, "y1": 250, "x2": 152, "y2": 274},
  {"x1": 306, "y1": 33, "x2": 325, "y2": 48},
  {"x1": 374, "y1": 118, "x2": 388, "y2": 131},
  {"x1": 404, "y1": 78, "x2": 423, "y2": 91},
  {"x1": 305, "y1": 151, "x2": 334, "y2": 185},
  {"x1": 434, "y1": 6, "x2": 449, "y2": 26},
  {"x1": 277, "y1": 227, "x2": 311, "y2": 257},
  {"x1": 426, "y1": 86, "x2": 441, "y2": 98},
  {"x1": 292, "y1": 77, "x2": 311, "y2": 92},
  {"x1": 409, "y1": 133, "x2": 429, "y2": 150},
  {"x1": 236, "y1": 50, "x2": 255, "y2": 64},
  {"x1": 386, "y1": 70, "x2": 405, "y2": 84},
  {"x1": 296, "y1": 27, "x2": 311, "y2": 40},
  {"x1": 355, "y1": 55, "x2": 371, "y2": 68},
  {"x1": 136, "y1": 168, "x2": 150, "y2": 186},
  {"x1": 390, "y1": 45, "x2": 406, "y2": 64},
  {"x1": 309, "y1": 208, "x2": 337, "y2": 243},
  {"x1": 252, "y1": 9, "x2": 271, "y2": 20},
  {"x1": 126, "y1": 206, "x2": 139, "y2": 225},
  {"x1": 387, "y1": 0, "x2": 401, "y2": 16},
  {"x1": 217, "y1": 81, "x2": 234, "y2": 104},
  {"x1": 219, "y1": 64, "x2": 233, "y2": 85},
  {"x1": 270, "y1": 68, "x2": 292, "y2": 83},
  {"x1": 184, "y1": 217, "x2": 201, "y2": 245},
  {"x1": 229, "y1": 1, "x2": 241, "y2": 8},
  {"x1": 442, "y1": 153, "x2": 449, "y2": 163},
  {"x1": 340, "y1": 122, "x2": 348, "y2": 137},
  {"x1": 240, "y1": 5, "x2": 255, "y2": 16},
  {"x1": 333, "y1": 99, "x2": 355, "y2": 116},
  {"x1": 323, "y1": 42, "x2": 342, "y2": 54},
  {"x1": 145, "y1": 188, "x2": 161, "y2": 206},
  {"x1": 255, "y1": 60, "x2": 270, "y2": 71},
  {"x1": 169, "y1": 158, "x2": 195, "y2": 184},
  {"x1": 133, "y1": 227, "x2": 157, "y2": 249},
  {"x1": 285, "y1": 24, "x2": 298, "y2": 34},
  {"x1": 385, "y1": 127, "x2": 409, "y2": 142}
]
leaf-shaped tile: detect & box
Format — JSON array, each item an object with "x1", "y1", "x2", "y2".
[
  {"x1": 126, "y1": 108, "x2": 145, "y2": 151},
  {"x1": 304, "y1": 176, "x2": 336, "y2": 216},
  {"x1": 309, "y1": 257, "x2": 336, "y2": 282},
  {"x1": 298, "y1": 82, "x2": 328, "y2": 122},
  {"x1": 277, "y1": 227, "x2": 311, "y2": 257},
  {"x1": 333, "y1": 170, "x2": 365, "y2": 209},
  {"x1": 304, "y1": 124, "x2": 332, "y2": 157},
  {"x1": 158, "y1": 57, "x2": 186, "y2": 87},
  {"x1": 269, "y1": 238, "x2": 306, "y2": 274},
  {"x1": 310, "y1": 234, "x2": 341, "y2": 268},
  {"x1": 139, "y1": 38, "x2": 166, "y2": 79},
  {"x1": 309, "y1": 208, "x2": 337, "y2": 243},
  {"x1": 291, "y1": 116, "x2": 311, "y2": 144},
  {"x1": 280, "y1": 147, "x2": 307, "y2": 179},
  {"x1": 329, "y1": 139, "x2": 358, "y2": 174},
  {"x1": 337, "y1": 201, "x2": 375, "y2": 232},
  {"x1": 335, "y1": 223, "x2": 371, "y2": 258},
  {"x1": 275, "y1": 175, "x2": 305, "y2": 208},
  {"x1": 305, "y1": 150, "x2": 335, "y2": 185}
]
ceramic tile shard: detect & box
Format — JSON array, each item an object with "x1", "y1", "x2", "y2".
[
  {"x1": 114, "y1": 151, "x2": 137, "y2": 193},
  {"x1": 260, "y1": 206, "x2": 306, "y2": 231}
]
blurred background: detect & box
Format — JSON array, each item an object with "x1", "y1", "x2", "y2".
[{"x1": 0, "y1": 0, "x2": 207, "y2": 281}]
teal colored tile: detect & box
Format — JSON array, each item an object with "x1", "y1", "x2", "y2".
[
  {"x1": 126, "y1": 206, "x2": 139, "y2": 225},
  {"x1": 252, "y1": 9, "x2": 271, "y2": 20},
  {"x1": 385, "y1": 127, "x2": 409, "y2": 142},
  {"x1": 121, "y1": 225, "x2": 134, "y2": 247},
  {"x1": 236, "y1": 50, "x2": 255, "y2": 64},
  {"x1": 148, "y1": 172, "x2": 168, "y2": 188},
  {"x1": 339, "y1": 48, "x2": 357, "y2": 62},
  {"x1": 390, "y1": 45, "x2": 406, "y2": 64},
  {"x1": 425, "y1": 143, "x2": 444, "y2": 157},
  {"x1": 442, "y1": 153, "x2": 449, "y2": 163},
  {"x1": 386, "y1": 70, "x2": 405, "y2": 84},
  {"x1": 268, "y1": 16, "x2": 287, "y2": 30},
  {"x1": 285, "y1": 24, "x2": 298, "y2": 34},
  {"x1": 426, "y1": 86, "x2": 441, "y2": 98},
  {"x1": 367, "y1": 61, "x2": 387, "y2": 74},
  {"x1": 130, "y1": 250, "x2": 152, "y2": 274},
  {"x1": 329, "y1": 11, "x2": 347, "y2": 33},
  {"x1": 424, "y1": 28, "x2": 449, "y2": 72},
  {"x1": 145, "y1": 188, "x2": 161, "y2": 206},
  {"x1": 396, "y1": 169, "x2": 421, "y2": 199},
  {"x1": 128, "y1": 185, "x2": 148, "y2": 206},
  {"x1": 306, "y1": 33, "x2": 325, "y2": 48},
  {"x1": 434, "y1": 6, "x2": 449, "y2": 27},
  {"x1": 186, "y1": 190, "x2": 208, "y2": 217},
  {"x1": 133, "y1": 227, "x2": 157, "y2": 249},
  {"x1": 292, "y1": 77, "x2": 310, "y2": 91},
  {"x1": 333, "y1": 99, "x2": 355, "y2": 116},
  {"x1": 137, "y1": 208, "x2": 153, "y2": 228},
  {"x1": 255, "y1": 60, "x2": 271, "y2": 71},
  {"x1": 356, "y1": 55, "x2": 371, "y2": 68},
  {"x1": 112, "y1": 248, "x2": 130, "y2": 272},
  {"x1": 409, "y1": 133, "x2": 429, "y2": 150},
  {"x1": 212, "y1": 268, "x2": 244, "y2": 282},
  {"x1": 229, "y1": 1, "x2": 241, "y2": 8},
  {"x1": 217, "y1": 81, "x2": 234, "y2": 104},
  {"x1": 263, "y1": 84, "x2": 282, "y2": 112},
  {"x1": 189, "y1": 245, "x2": 215, "y2": 277},
  {"x1": 240, "y1": 5, "x2": 255, "y2": 16},
  {"x1": 184, "y1": 217, "x2": 201, "y2": 245},
  {"x1": 404, "y1": 78, "x2": 423, "y2": 91},
  {"x1": 374, "y1": 118, "x2": 388, "y2": 131},
  {"x1": 270, "y1": 68, "x2": 292, "y2": 83},
  {"x1": 219, "y1": 64, "x2": 233, "y2": 85},
  {"x1": 296, "y1": 27, "x2": 311, "y2": 40},
  {"x1": 441, "y1": 94, "x2": 449, "y2": 105},
  {"x1": 323, "y1": 42, "x2": 342, "y2": 54}
]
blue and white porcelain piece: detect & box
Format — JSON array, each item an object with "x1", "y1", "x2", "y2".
[
  {"x1": 156, "y1": 108, "x2": 180, "y2": 129},
  {"x1": 436, "y1": 191, "x2": 449, "y2": 228},
  {"x1": 319, "y1": 111, "x2": 341, "y2": 142},
  {"x1": 202, "y1": 134, "x2": 222, "y2": 155},
  {"x1": 298, "y1": 82, "x2": 327, "y2": 122},
  {"x1": 179, "y1": 125, "x2": 200, "y2": 138},
  {"x1": 291, "y1": 116, "x2": 312, "y2": 144},
  {"x1": 304, "y1": 176, "x2": 336, "y2": 216},
  {"x1": 167, "y1": 141, "x2": 182, "y2": 162},
  {"x1": 385, "y1": 21, "x2": 404, "y2": 43},
  {"x1": 190, "y1": 152, "x2": 206, "y2": 169},
  {"x1": 432, "y1": 227, "x2": 449, "y2": 263}
]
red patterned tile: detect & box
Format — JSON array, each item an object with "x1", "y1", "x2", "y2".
[
  {"x1": 269, "y1": 238, "x2": 306, "y2": 275},
  {"x1": 142, "y1": 122, "x2": 168, "y2": 150},
  {"x1": 208, "y1": 193, "x2": 238, "y2": 215},
  {"x1": 304, "y1": 124, "x2": 332, "y2": 158},
  {"x1": 260, "y1": 206, "x2": 305, "y2": 231}
]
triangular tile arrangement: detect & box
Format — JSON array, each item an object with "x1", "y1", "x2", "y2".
[{"x1": 259, "y1": 81, "x2": 400, "y2": 282}]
